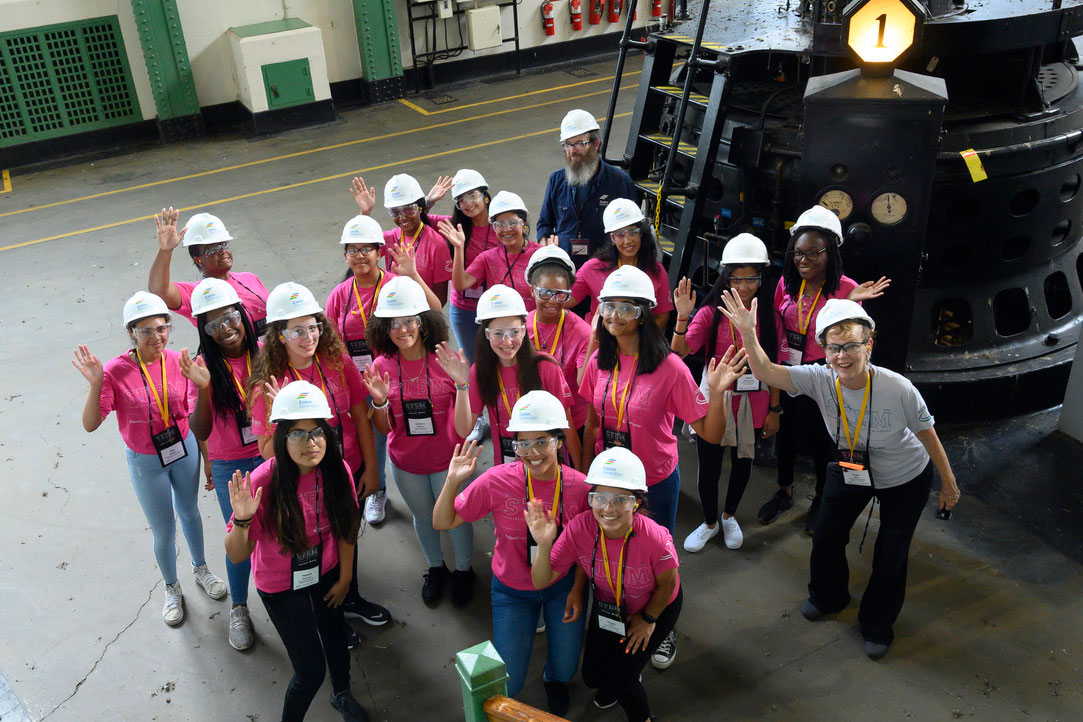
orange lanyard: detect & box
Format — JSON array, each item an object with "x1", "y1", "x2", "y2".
[
  {"x1": 401, "y1": 223, "x2": 424, "y2": 254},
  {"x1": 223, "y1": 355, "x2": 252, "y2": 403},
  {"x1": 526, "y1": 467, "x2": 562, "y2": 512},
  {"x1": 532, "y1": 310, "x2": 566, "y2": 356},
  {"x1": 496, "y1": 367, "x2": 517, "y2": 417},
  {"x1": 289, "y1": 355, "x2": 328, "y2": 396},
  {"x1": 836, "y1": 370, "x2": 871, "y2": 459},
  {"x1": 137, "y1": 351, "x2": 171, "y2": 426},
  {"x1": 598, "y1": 523, "x2": 634, "y2": 607},
  {"x1": 610, "y1": 354, "x2": 638, "y2": 429},
  {"x1": 796, "y1": 280, "x2": 823, "y2": 335},
  {"x1": 351, "y1": 270, "x2": 385, "y2": 325}
]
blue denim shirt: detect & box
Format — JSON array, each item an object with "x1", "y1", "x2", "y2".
[{"x1": 536, "y1": 161, "x2": 637, "y2": 257}]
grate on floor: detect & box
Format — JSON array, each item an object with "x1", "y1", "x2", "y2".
[
  {"x1": 426, "y1": 94, "x2": 458, "y2": 105},
  {"x1": 565, "y1": 67, "x2": 597, "y2": 77}
]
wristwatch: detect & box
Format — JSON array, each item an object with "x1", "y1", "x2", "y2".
[{"x1": 769, "y1": 405, "x2": 783, "y2": 414}]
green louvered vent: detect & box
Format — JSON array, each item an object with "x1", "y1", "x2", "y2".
[{"x1": 0, "y1": 16, "x2": 141, "y2": 148}]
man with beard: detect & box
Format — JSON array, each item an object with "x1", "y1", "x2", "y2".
[{"x1": 538, "y1": 109, "x2": 637, "y2": 269}]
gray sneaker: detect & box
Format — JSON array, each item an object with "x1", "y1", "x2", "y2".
[{"x1": 229, "y1": 605, "x2": 254, "y2": 651}]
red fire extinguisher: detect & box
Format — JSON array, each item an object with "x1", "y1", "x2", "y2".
[
  {"x1": 570, "y1": 0, "x2": 583, "y2": 30},
  {"x1": 542, "y1": 0, "x2": 555, "y2": 36},
  {"x1": 651, "y1": 0, "x2": 661, "y2": 17},
  {"x1": 608, "y1": 0, "x2": 621, "y2": 23},
  {"x1": 589, "y1": 0, "x2": 603, "y2": 25}
]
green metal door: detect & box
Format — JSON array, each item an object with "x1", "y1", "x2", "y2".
[{"x1": 262, "y1": 58, "x2": 314, "y2": 110}]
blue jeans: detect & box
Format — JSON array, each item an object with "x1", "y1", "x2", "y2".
[
  {"x1": 389, "y1": 460, "x2": 473, "y2": 571},
  {"x1": 124, "y1": 431, "x2": 205, "y2": 585},
  {"x1": 374, "y1": 429, "x2": 387, "y2": 493},
  {"x1": 645, "y1": 466, "x2": 681, "y2": 535},
  {"x1": 491, "y1": 573, "x2": 585, "y2": 696},
  {"x1": 449, "y1": 303, "x2": 480, "y2": 364},
  {"x1": 211, "y1": 456, "x2": 263, "y2": 604}
]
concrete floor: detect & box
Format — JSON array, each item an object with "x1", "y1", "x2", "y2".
[{"x1": 2, "y1": 53, "x2": 1083, "y2": 721}]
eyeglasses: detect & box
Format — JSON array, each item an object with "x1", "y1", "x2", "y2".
[
  {"x1": 729, "y1": 276, "x2": 762, "y2": 287},
  {"x1": 825, "y1": 340, "x2": 869, "y2": 355},
  {"x1": 455, "y1": 190, "x2": 485, "y2": 208},
  {"x1": 282, "y1": 322, "x2": 323, "y2": 341},
  {"x1": 389, "y1": 316, "x2": 420, "y2": 331},
  {"x1": 598, "y1": 301, "x2": 643, "y2": 320},
  {"x1": 587, "y1": 491, "x2": 637, "y2": 511},
  {"x1": 132, "y1": 323, "x2": 173, "y2": 339},
  {"x1": 561, "y1": 140, "x2": 593, "y2": 150},
  {"x1": 485, "y1": 326, "x2": 526, "y2": 342},
  {"x1": 285, "y1": 427, "x2": 326, "y2": 446},
  {"x1": 532, "y1": 286, "x2": 573, "y2": 303},
  {"x1": 388, "y1": 205, "x2": 419, "y2": 219},
  {"x1": 492, "y1": 219, "x2": 524, "y2": 231},
  {"x1": 199, "y1": 242, "x2": 230, "y2": 257},
  {"x1": 610, "y1": 228, "x2": 641, "y2": 242},
  {"x1": 792, "y1": 248, "x2": 827, "y2": 262},
  {"x1": 345, "y1": 245, "x2": 380, "y2": 258},
  {"x1": 513, "y1": 437, "x2": 558, "y2": 454},
  {"x1": 205, "y1": 309, "x2": 241, "y2": 335}
]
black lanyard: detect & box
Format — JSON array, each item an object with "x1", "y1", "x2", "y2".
[
  {"x1": 501, "y1": 244, "x2": 527, "y2": 287},
  {"x1": 396, "y1": 354, "x2": 433, "y2": 407},
  {"x1": 313, "y1": 469, "x2": 323, "y2": 542}
]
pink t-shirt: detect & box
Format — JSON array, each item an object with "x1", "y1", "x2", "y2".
[
  {"x1": 382, "y1": 224, "x2": 453, "y2": 290},
  {"x1": 774, "y1": 275, "x2": 859, "y2": 364},
  {"x1": 455, "y1": 461, "x2": 589, "y2": 590},
  {"x1": 370, "y1": 352, "x2": 463, "y2": 474},
  {"x1": 526, "y1": 310, "x2": 592, "y2": 429},
  {"x1": 324, "y1": 269, "x2": 398, "y2": 363},
  {"x1": 250, "y1": 352, "x2": 368, "y2": 473},
  {"x1": 176, "y1": 272, "x2": 268, "y2": 328},
  {"x1": 579, "y1": 351, "x2": 708, "y2": 485},
  {"x1": 465, "y1": 242, "x2": 541, "y2": 312},
  {"x1": 550, "y1": 510, "x2": 680, "y2": 615},
  {"x1": 99, "y1": 350, "x2": 196, "y2": 455},
  {"x1": 430, "y1": 214, "x2": 498, "y2": 311},
  {"x1": 228, "y1": 458, "x2": 357, "y2": 594},
  {"x1": 468, "y1": 358, "x2": 573, "y2": 465},
  {"x1": 685, "y1": 306, "x2": 770, "y2": 428},
  {"x1": 570, "y1": 258, "x2": 675, "y2": 324},
  {"x1": 204, "y1": 350, "x2": 262, "y2": 461}
]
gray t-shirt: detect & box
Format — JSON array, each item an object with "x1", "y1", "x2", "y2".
[{"x1": 787, "y1": 364, "x2": 934, "y2": 488}]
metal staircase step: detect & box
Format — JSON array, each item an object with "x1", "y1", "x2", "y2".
[
  {"x1": 652, "y1": 85, "x2": 710, "y2": 106},
  {"x1": 641, "y1": 132, "x2": 698, "y2": 157},
  {"x1": 634, "y1": 179, "x2": 686, "y2": 209}
]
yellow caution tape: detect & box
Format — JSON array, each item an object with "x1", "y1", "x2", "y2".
[{"x1": 960, "y1": 149, "x2": 988, "y2": 183}]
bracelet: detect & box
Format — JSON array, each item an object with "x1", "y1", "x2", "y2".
[
  {"x1": 676, "y1": 317, "x2": 688, "y2": 322},
  {"x1": 673, "y1": 330, "x2": 687, "y2": 336},
  {"x1": 233, "y1": 517, "x2": 252, "y2": 528},
  {"x1": 641, "y1": 610, "x2": 658, "y2": 624},
  {"x1": 372, "y1": 398, "x2": 390, "y2": 411},
  {"x1": 455, "y1": 382, "x2": 469, "y2": 391}
]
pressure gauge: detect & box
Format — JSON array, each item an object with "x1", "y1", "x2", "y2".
[
  {"x1": 870, "y1": 192, "x2": 908, "y2": 226},
  {"x1": 817, "y1": 189, "x2": 854, "y2": 221}
]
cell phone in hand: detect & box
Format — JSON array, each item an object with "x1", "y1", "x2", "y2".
[{"x1": 935, "y1": 507, "x2": 952, "y2": 521}]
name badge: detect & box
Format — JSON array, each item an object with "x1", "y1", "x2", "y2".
[
  {"x1": 785, "y1": 330, "x2": 806, "y2": 366},
  {"x1": 235, "y1": 410, "x2": 258, "y2": 447},
  {"x1": 603, "y1": 427, "x2": 631, "y2": 450},
  {"x1": 152, "y1": 425, "x2": 188, "y2": 467},
  {"x1": 403, "y1": 399, "x2": 436, "y2": 436},
  {"x1": 347, "y1": 339, "x2": 373, "y2": 373},
  {"x1": 291, "y1": 543, "x2": 322, "y2": 590},
  {"x1": 596, "y1": 600, "x2": 626, "y2": 636},
  {"x1": 839, "y1": 450, "x2": 871, "y2": 486},
  {"x1": 735, "y1": 373, "x2": 761, "y2": 393},
  {"x1": 253, "y1": 317, "x2": 268, "y2": 338},
  {"x1": 463, "y1": 284, "x2": 485, "y2": 299},
  {"x1": 499, "y1": 436, "x2": 518, "y2": 465},
  {"x1": 571, "y1": 238, "x2": 590, "y2": 261}
]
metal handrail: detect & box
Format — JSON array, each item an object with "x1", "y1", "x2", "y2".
[{"x1": 600, "y1": 0, "x2": 655, "y2": 163}]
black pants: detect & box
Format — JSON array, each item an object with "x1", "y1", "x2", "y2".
[
  {"x1": 258, "y1": 566, "x2": 351, "y2": 721},
  {"x1": 582, "y1": 587, "x2": 683, "y2": 722},
  {"x1": 775, "y1": 392, "x2": 833, "y2": 496},
  {"x1": 808, "y1": 462, "x2": 934, "y2": 645},
  {"x1": 695, "y1": 434, "x2": 758, "y2": 522}
]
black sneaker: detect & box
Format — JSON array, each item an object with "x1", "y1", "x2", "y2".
[
  {"x1": 450, "y1": 568, "x2": 476, "y2": 608},
  {"x1": 543, "y1": 681, "x2": 570, "y2": 716},
  {"x1": 341, "y1": 596, "x2": 391, "y2": 626},
  {"x1": 422, "y1": 565, "x2": 449, "y2": 606},
  {"x1": 757, "y1": 489, "x2": 795, "y2": 524},
  {"x1": 593, "y1": 688, "x2": 618, "y2": 709},
  {"x1": 346, "y1": 625, "x2": 360, "y2": 650},
  {"x1": 330, "y1": 689, "x2": 369, "y2": 722},
  {"x1": 805, "y1": 496, "x2": 822, "y2": 536}
]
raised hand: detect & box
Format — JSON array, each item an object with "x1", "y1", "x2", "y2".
[
  {"x1": 434, "y1": 342, "x2": 469, "y2": 385},
  {"x1": 436, "y1": 219, "x2": 466, "y2": 251},
  {"x1": 178, "y1": 348, "x2": 211, "y2": 389},
  {"x1": 361, "y1": 368, "x2": 391, "y2": 406},
  {"x1": 228, "y1": 470, "x2": 263, "y2": 520},
  {"x1": 849, "y1": 276, "x2": 892, "y2": 303},
  {"x1": 673, "y1": 277, "x2": 697, "y2": 319},
  {"x1": 447, "y1": 441, "x2": 481, "y2": 486},
  {"x1": 705, "y1": 345, "x2": 748, "y2": 394},
  {"x1": 155, "y1": 207, "x2": 185, "y2": 251},
  {"x1": 263, "y1": 375, "x2": 283, "y2": 405},
  {"x1": 71, "y1": 345, "x2": 104, "y2": 387},
  {"x1": 524, "y1": 499, "x2": 558, "y2": 546},
  {"x1": 426, "y1": 175, "x2": 454, "y2": 207},
  {"x1": 350, "y1": 176, "x2": 376, "y2": 215},
  {"x1": 717, "y1": 289, "x2": 757, "y2": 336},
  {"x1": 539, "y1": 235, "x2": 560, "y2": 247},
  {"x1": 387, "y1": 239, "x2": 417, "y2": 277}
]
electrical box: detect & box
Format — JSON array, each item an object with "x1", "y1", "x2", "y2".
[
  {"x1": 467, "y1": 6, "x2": 502, "y2": 50},
  {"x1": 262, "y1": 59, "x2": 314, "y2": 110},
  {"x1": 437, "y1": 0, "x2": 454, "y2": 19}
]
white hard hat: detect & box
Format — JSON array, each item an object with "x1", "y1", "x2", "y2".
[
  {"x1": 122, "y1": 292, "x2": 170, "y2": 327},
  {"x1": 506, "y1": 390, "x2": 570, "y2": 432},
  {"x1": 383, "y1": 173, "x2": 426, "y2": 208},
  {"x1": 190, "y1": 278, "x2": 241, "y2": 317},
  {"x1": 598, "y1": 265, "x2": 657, "y2": 308},
  {"x1": 475, "y1": 284, "x2": 528, "y2": 323},
  {"x1": 182, "y1": 212, "x2": 233, "y2": 247},
  {"x1": 452, "y1": 169, "x2": 487, "y2": 198},
  {"x1": 792, "y1": 205, "x2": 844, "y2": 246},
  {"x1": 488, "y1": 191, "x2": 528, "y2": 222},
  {"x1": 525, "y1": 245, "x2": 575, "y2": 283},
  {"x1": 602, "y1": 198, "x2": 646, "y2": 233},
  {"x1": 265, "y1": 282, "x2": 322, "y2": 323},
  {"x1": 340, "y1": 215, "x2": 385, "y2": 246},
  {"x1": 373, "y1": 276, "x2": 430, "y2": 318},
  {"x1": 560, "y1": 109, "x2": 600, "y2": 142},
  {"x1": 721, "y1": 233, "x2": 769, "y2": 265},
  {"x1": 815, "y1": 299, "x2": 876, "y2": 345},
  {"x1": 586, "y1": 447, "x2": 647, "y2": 493},
  {"x1": 270, "y1": 380, "x2": 334, "y2": 422}
]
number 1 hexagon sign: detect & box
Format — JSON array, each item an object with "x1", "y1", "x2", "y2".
[{"x1": 842, "y1": 0, "x2": 925, "y2": 67}]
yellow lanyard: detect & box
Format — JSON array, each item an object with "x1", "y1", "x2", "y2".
[
  {"x1": 289, "y1": 355, "x2": 328, "y2": 396},
  {"x1": 728, "y1": 318, "x2": 743, "y2": 350},
  {"x1": 351, "y1": 270, "x2": 385, "y2": 325},
  {"x1": 526, "y1": 466, "x2": 562, "y2": 514},
  {"x1": 598, "y1": 523, "x2": 634, "y2": 607},
  {"x1": 532, "y1": 310, "x2": 566, "y2": 356},
  {"x1": 835, "y1": 370, "x2": 871, "y2": 459},
  {"x1": 137, "y1": 350, "x2": 171, "y2": 426},
  {"x1": 610, "y1": 354, "x2": 638, "y2": 429},
  {"x1": 496, "y1": 367, "x2": 517, "y2": 417},
  {"x1": 796, "y1": 279, "x2": 823, "y2": 335},
  {"x1": 401, "y1": 223, "x2": 424, "y2": 254},
  {"x1": 223, "y1": 355, "x2": 252, "y2": 403}
]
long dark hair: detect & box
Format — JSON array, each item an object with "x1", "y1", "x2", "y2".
[
  {"x1": 450, "y1": 187, "x2": 491, "y2": 255},
  {"x1": 782, "y1": 227, "x2": 844, "y2": 298},
  {"x1": 474, "y1": 315, "x2": 557, "y2": 407},
  {"x1": 366, "y1": 309, "x2": 449, "y2": 357},
  {"x1": 266, "y1": 419, "x2": 360, "y2": 556},
  {"x1": 699, "y1": 265, "x2": 779, "y2": 363},
  {"x1": 596, "y1": 219, "x2": 661, "y2": 277},
  {"x1": 596, "y1": 300, "x2": 671, "y2": 375},
  {"x1": 195, "y1": 303, "x2": 260, "y2": 421}
]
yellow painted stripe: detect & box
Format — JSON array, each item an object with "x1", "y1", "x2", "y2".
[
  {"x1": 1, "y1": 170, "x2": 10, "y2": 193},
  {"x1": 0, "y1": 112, "x2": 633, "y2": 253}
]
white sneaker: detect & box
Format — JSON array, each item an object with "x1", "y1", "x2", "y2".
[
  {"x1": 466, "y1": 416, "x2": 489, "y2": 443},
  {"x1": 721, "y1": 516, "x2": 744, "y2": 549},
  {"x1": 193, "y1": 564, "x2": 228, "y2": 600},
  {"x1": 365, "y1": 490, "x2": 387, "y2": 524},
  {"x1": 651, "y1": 630, "x2": 677, "y2": 669},
  {"x1": 163, "y1": 582, "x2": 184, "y2": 626},
  {"x1": 682, "y1": 522, "x2": 719, "y2": 553},
  {"x1": 229, "y1": 605, "x2": 254, "y2": 651}
]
